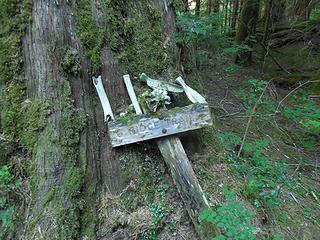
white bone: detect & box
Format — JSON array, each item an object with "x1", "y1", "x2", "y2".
[
  {"x1": 175, "y1": 76, "x2": 207, "y2": 104},
  {"x1": 123, "y1": 75, "x2": 143, "y2": 115},
  {"x1": 92, "y1": 76, "x2": 114, "y2": 121}
]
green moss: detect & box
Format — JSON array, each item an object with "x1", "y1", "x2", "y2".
[
  {"x1": 105, "y1": 0, "x2": 171, "y2": 76},
  {"x1": 62, "y1": 49, "x2": 81, "y2": 75},
  {"x1": 1, "y1": 81, "x2": 25, "y2": 138},
  {"x1": 80, "y1": 169, "x2": 97, "y2": 240},
  {"x1": 20, "y1": 100, "x2": 51, "y2": 151},
  {"x1": 62, "y1": 167, "x2": 84, "y2": 197},
  {"x1": 76, "y1": 0, "x2": 105, "y2": 75},
  {"x1": 1, "y1": 81, "x2": 51, "y2": 152},
  {"x1": 43, "y1": 188, "x2": 56, "y2": 205},
  {"x1": 60, "y1": 82, "x2": 87, "y2": 165},
  {"x1": 0, "y1": 0, "x2": 32, "y2": 84},
  {"x1": 43, "y1": 82, "x2": 88, "y2": 239}
]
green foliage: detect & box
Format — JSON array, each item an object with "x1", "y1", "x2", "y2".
[
  {"x1": 0, "y1": 165, "x2": 21, "y2": 238},
  {"x1": 105, "y1": 0, "x2": 171, "y2": 76},
  {"x1": 175, "y1": 12, "x2": 246, "y2": 67},
  {"x1": 222, "y1": 132, "x2": 288, "y2": 209},
  {"x1": 236, "y1": 79, "x2": 275, "y2": 114},
  {"x1": 200, "y1": 189, "x2": 256, "y2": 240},
  {"x1": 283, "y1": 90, "x2": 320, "y2": 136},
  {"x1": 143, "y1": 203, "x2": 169, "y2": 239},
  {"x1": 1, "y1": 81, "x2": 51, "y2": 152},
  {"x1": 62, "y1": 167, "x2": 84, "y2": 198},
  {"x1": 310, "y1": 3, "x2": 320, "y2": 21},
  {"x1": 0, "y1": 1, "x2": 32, "y2": 237},
  {"x1": 76, "y1": 0, "x2": 105, "y2": 74},
  {"x1": 223, "y1": 78, "x2": 319, "y2": 213},
  {"x1": 61, "y1": 49, "x2": 81, "y2": 75},
  {"x1": 176, "y1": 12, "x2": 228, "y2": 48}
]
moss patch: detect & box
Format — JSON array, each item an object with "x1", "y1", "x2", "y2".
[
  {"x1": 60, "y1": 82, "x2": 87, "y2": 165},
  {"x1": 61, "y1": 49, "x2": 81, "y2": 75},
  {"x1": 76, "y1": 0, "x2": 105, "y2": 75},
  {"x1": 1, "y1": 81, "x2": 51, "y2": 152},
  {"x1": 44, "y1": 82, "x2": 87, "y2": 239},
  {"x1": 105, "y1": 0, "x2": 172, "y2": 76}
]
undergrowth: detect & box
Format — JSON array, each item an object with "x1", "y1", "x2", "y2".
[{"x1": 201, "y1": 189, "x2": 256, "y2": 240}]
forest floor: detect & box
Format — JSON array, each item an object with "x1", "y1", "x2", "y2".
[
  {"x1": 98, "y1": 41, "x2": 319, "y2": 240},
  {"x1": 190, "y1": 41, "x2": 320, "y2": 239}
]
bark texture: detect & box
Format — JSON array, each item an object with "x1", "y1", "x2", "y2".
[{"x1": 9, "y1": 0, "x2": 179, "y2": 239}]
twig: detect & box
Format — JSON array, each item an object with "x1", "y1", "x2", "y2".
[
  {"x1": 237, "y1": 81, "x2": 271, "y2": 158},
  {"x1": 260, "y1": 42, "x2": 291, "y2": 74},
  {"x1": 289, "y1": 192, "x2": 299, "y2": 204},
  {"x1": 274, "y1": 80, "x2": 320, "y2": 114}
]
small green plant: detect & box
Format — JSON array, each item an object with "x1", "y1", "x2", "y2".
[
  {"x1": 0, "y1": 165, "x2": 21, "y2": 238},
  {"x1": 200, "y1": 189, "x2": 256, "y2": 240},
  {"x1": 221, "y1": 132, "x2": 288, "y2": 209},
  {"x1": 236, "y1": 79, "x2": 276, "y2": 114},
  {"x1": 283, "y1": 90, "x2": 320, "y2": 136},
  {"x1": 143, "y1": 203, "x2": 169, "y2": 239}
]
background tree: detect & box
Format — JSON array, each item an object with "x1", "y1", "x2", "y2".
[
  {"x1": 236, "y1": 0, "x2": 260, "y2": 64},
  {"x1": 231, "y1": 0, "x2": 240, "y2": 30}
]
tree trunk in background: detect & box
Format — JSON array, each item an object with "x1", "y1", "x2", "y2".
[
  {"x1": 213, "y1": 0, "x2": 220, "y2": 13},
  {"x1": 196, "y1": 0, "x2": 201, "y2": 16},
  {"x1": 271, "y1": 0, "x2": 286, "y2": 24},
  {"x1": 263, "y1": 0, "x2": 273, "y2": 44},
  {"x1": 0, "y1": 0, "x2": 178, "y2": 239},
  {"x1": 224, "y1": 0, "x2": 230, "y2": 29},
  {"x1": 295, "y1": 0, "x2": 320, "y2": 20},
  {"x1": 236, "y1": 0, "x2": 260, "y2": 64},
  {"x1": 231, "y1": 0, "x2": 239, "y2": 30},
  {"x1": 208, "y1": 0, "x2": 212, "y2": 14}
]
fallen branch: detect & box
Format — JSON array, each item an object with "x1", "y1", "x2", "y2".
[
  {"x1": 274, "y1": 80, "x2": 320, "y2": 114},
  {"x1": 260, "y1": 42, "x2": 291, "y2": 74}
]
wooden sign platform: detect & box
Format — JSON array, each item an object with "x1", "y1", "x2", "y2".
[{"x1": 108, "y1": 104, "x2": 212, "y2": 147}]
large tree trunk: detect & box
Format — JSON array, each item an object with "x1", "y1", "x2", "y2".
[{"x1": 0, "y1": 0, "x2": 179, "y2": 239}]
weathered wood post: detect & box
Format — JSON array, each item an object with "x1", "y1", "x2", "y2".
[{"x1": 93, "y1": 75, "x2": 217, "y2": 239}]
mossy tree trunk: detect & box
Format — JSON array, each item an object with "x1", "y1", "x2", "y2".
[
  {"x1": 235, "y1": 0, "x2": 260, "y2": 64},
  {"x1": 0, "y1": 0, "x2": 180, "y2": 239}
]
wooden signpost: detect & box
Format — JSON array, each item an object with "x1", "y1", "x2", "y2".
[
  {"x1": 93, "y1": 74, "x2": 217, "y2": 239},
  {"x1": 108, "y1": 104, "x2": 212, "y2": 147}
]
